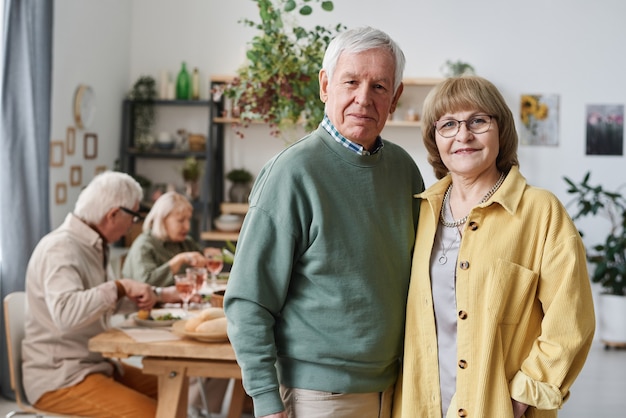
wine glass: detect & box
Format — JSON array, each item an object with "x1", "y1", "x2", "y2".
[
  {"x1": 174, "y1": 273, "x2": 195, "y2": 316},
  {"x1": 205, "y1": 253, "x2": 224, "y2": 284},
  {"x1": 187, "y1": 267, "x2": 208, "y2": 302}
]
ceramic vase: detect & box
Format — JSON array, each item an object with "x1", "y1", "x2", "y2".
[{"x1": 229, "y1": 182, "x2": 251, "y2": 203}]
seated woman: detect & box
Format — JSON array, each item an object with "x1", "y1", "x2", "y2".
[
  {"x1": 122, "y1": 191, "x2": 208, "y2": 288},
  {"x1": 122, "y1": 190, "x2": 227, "y2": 416}
]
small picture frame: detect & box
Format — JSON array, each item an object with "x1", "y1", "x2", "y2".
[
  {"x1": 70, "y1": 165, "x2": 82, "y2": 187},
  {"x1": 95, "y1": 165, "x2": 108, "y2": 175},
  {"x1": 83, "y1": 133, "x2": 98, "y2": 159},
  {"x1": 50, "y1": 141, "x2": 65, "y2": 167},
  {"x1": 55, "y1": 182, "x2": 67, "y2": 204},
  {"x1": 66, "y1": 126, "x2": 76, "y2": 155}
]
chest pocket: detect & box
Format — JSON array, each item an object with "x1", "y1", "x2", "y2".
[{"x1": 487, "y1": 259, "x2": 538, "y2": 324}]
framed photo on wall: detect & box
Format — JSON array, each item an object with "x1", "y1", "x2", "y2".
[
  {"x1": 70, "y1": 165, "x2": 82, "y2": 187},
  {"x1": 586, "y1": 104, "x2": 624, "y2": 156},
  {"x1": 84, "y1": 133, "x2": 98, "y2": 159},
  {"x1": 66, "y1": 126, "x2": 76, "y2": 155},
  {"x1": 519, "y1": 94, "x2": 560, "y2": 146},
  {"x1": 50, "y1": 141, "x2": 65, "y2": 167},
  {"x1": 55, "y1": 182, "x2": 67, "y2": 204}
]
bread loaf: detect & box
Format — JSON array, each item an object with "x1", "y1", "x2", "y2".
[
  {"x1": 194, "y1": 316, "x2": 228, "y2": 337},
  {"x1": 184, "y1": 307, "x2": 225, "y2": 331}
]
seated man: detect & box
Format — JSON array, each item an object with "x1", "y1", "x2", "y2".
[{"x1": 22, "y1": 171, "x2": 173, "y2": 418}]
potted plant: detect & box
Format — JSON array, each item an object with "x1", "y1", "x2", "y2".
[
  {"x1": 127, "y1": 76, "x2": 157, "y2": 150},
  {"x1": 440, "y1": 60, "x2": 476, "y2": 78},
  {"x1": 226, "y1": 168, "x2": 254, "y2": 203},
  {"x1": 181, "y1": 157, "x2": 201, "y2": 199},
  {"x1": 564, "y1": 171, "x2": 626, "y2": 346},
  {"x1": 224, "y1": 0, "x2": 344, "y2": 142}
]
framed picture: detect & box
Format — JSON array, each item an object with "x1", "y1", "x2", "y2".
[
  {"x1": 95, "y1": 165, "x2": 108, "y2": 175},
  {"x1": 519, "y1": 94, "x2": 560, "y2": 146},
  {"x1": 586, "y1": 104, "x2": 624, "y2": 156},
  {"x1": 66, "y1": 126, "x2": 76, "y2": 155},
  {"x1": 70, "y1": 165, "x2": 82, "y2": 187},
  {"x1": 50, "y1": 141, "x2": 65, "y2": 167},
  {"x1": 55, "y1": 182, "x2": 67, "y2": 204},
  {"x1": 84, "y1": 133, "x2": 98, "y2": 159}
]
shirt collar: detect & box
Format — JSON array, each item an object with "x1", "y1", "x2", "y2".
[{"x1": 321, "y1": 114, "x2": 384, "y2": 155}]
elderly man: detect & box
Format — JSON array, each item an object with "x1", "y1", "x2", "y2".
[
  {"x1": 22, "y1": 171, "x2": 160, "y2": 418},
  {"x1": 224, "y1": 26, "x2": 424, "y2": 418}
]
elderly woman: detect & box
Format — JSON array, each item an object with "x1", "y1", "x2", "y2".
[
  {"x1": 393, "y1": 76, "x2": 595, "y2": 418},
  {"x1": 122, "y1": 191, "x2": 208, "y2": 288},
  {"x1": 122, "y1": 190, "x2": 227, "y2": 416}
]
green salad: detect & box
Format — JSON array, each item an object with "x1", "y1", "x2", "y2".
[{"x1": 151, "y1": 313, "x2": 181, "y2": 321}]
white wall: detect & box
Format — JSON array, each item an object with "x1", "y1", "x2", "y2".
[
  {"x1": 52, "y1": 0, "x2": 626, "y2": 251},
  {"x1": 50, "y1": 1, "x2": 132, "y2": 227}
]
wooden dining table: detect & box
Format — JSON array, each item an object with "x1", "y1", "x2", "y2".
[{"x1": 88, "y1": 326, "x2": 246, "y2": 418}]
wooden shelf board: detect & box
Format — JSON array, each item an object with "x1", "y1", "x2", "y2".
[
  {"x1": 402, "y1": 77, "x2": 445, "y2": 86},
  {"x1": 126, "y1": 148, "x2": 207, "y2": 158},
  {"x1": 220, "y1": 203, "x2": 249, "y2": 215},
  {"x1": 201, "y1": 230, "x2": 240, "y2": 242}
]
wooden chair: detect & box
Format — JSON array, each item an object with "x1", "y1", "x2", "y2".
[{"x1": 3, "y1": 291, "x2": 78, "y2": 418}]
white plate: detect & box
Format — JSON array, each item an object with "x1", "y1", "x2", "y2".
[{"x1": 131, "y1": 309, "x2": 184, "y2": 327}]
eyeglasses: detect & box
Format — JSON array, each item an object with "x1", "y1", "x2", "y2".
[
  {"x1": 119, "y1": 206, "x2": 144, "y2": 224},
  {"x1": 434, "y1": 114, "x2": 493, "y2": 138}
]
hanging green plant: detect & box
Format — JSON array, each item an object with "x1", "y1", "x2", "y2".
[
  {"x1": 225, "y1": 0, "x2": 344, "y2": 141},
  {"x1": 127, "y1": 76, "x2": 157, "y2": 149}
]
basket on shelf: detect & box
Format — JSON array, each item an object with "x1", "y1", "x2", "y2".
[
  {"x1": 211, "y1": 289, "x2": 225, "y2": 308},
  {"x1": 188, "y1": 133, "x2": 206, "y2": 151}
]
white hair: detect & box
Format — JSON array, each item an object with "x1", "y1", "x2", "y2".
[
  {"x1": 322, "y1": 26, "x2": 406, "y2": 94},
  {"x1": 74, "y1": 171, "x2": 143, "y2": 224}
]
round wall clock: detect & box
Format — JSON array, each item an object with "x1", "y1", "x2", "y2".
[{"x1": 73, "y1": 84, "x2": 96, "y2": 129}]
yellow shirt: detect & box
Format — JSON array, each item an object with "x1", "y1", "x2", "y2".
[{"x1": 394, "y1": 166, "x2": 595, "y2": 418}]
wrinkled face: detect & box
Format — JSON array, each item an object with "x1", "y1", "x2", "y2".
[
  {"x1": 435, "y1": 110, "x2": 500, "y2": 178},
  {"x1": 319, "y1": 48, "x2": 402, "y2": 150},
  {"x1": 105, "y1": 203, "x2": 140, "y2": 243},
  {"x1": 164, "y1": 207, "x2": 192, "y2": 242}
]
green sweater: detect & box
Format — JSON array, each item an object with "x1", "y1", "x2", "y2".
[
  {"x1": 121, "y1": 231, "x2": 202, "y2": 287},
  {"x1": 224, "y1": 126, "x2": 424, "y2": 416}
]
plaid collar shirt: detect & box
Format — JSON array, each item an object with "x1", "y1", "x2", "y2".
[{"x1": 321, "y1": 114, "x2": 384, "y2": 155}]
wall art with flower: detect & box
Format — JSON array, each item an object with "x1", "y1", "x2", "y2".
[
  {"x1": 520, "y1": 94, "x2": 560, "y2": 146},
  {"x1": 585, "y1": 104, "x2": 624, "y2": 156}
]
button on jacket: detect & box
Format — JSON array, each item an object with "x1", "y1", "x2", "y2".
[{"x1": 394, "y1": 166, "x2": 595, "y2": 418}]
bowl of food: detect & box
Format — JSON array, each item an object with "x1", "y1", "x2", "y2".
[{"x1": 214, "y1": 214, "x2": 243, "y2": 232}]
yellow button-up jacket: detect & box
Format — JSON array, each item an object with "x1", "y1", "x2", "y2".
[{"x1": 394, "y1": 166, "x2": 595, "y2": 418}]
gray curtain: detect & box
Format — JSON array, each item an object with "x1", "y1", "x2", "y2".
[{"x1": 0, "y1": 0, "x2": 53, "y2": 399}]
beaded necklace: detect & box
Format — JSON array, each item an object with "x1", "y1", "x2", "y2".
[{"x1": 439, "y1": 171, "x2": 506, "y2": 228}]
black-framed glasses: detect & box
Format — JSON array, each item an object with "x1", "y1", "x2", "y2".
[
  {"x1": 434, "y1": 114, "x2": 493, "y2": 138},
  {"x1": 119, "y1": 206, "x2": 144, "y2": 224}
]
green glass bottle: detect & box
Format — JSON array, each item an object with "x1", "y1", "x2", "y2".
[{"x1": 176, "y1": 62, "x2": 191, "y2": 100}]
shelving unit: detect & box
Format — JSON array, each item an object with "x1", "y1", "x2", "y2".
[
  {"x1": 118, "y1": 99, "x2": 224, "y2": 241},
  {"x1": 201, "y1": 75, "x2": 443, "y2": 242},
  {"x1": 200, "y1": 203, "x2": 249, "y2": 242}
]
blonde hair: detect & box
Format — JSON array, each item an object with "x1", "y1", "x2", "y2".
[
  {"x1": 421, "y1": 76, "x2": 519, "y2": 179},
  {"x1": 143, "y1": 191, "x2": 193, "y2": 240}
]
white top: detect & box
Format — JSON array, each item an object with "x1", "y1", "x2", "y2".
[{"x1": 430, "y1": 221, "x2": 460, "y2": 416}]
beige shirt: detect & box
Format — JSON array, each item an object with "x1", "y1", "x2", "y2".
[{"x1": 22, "y1": 213, "x2": 134, "y2": 403}]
